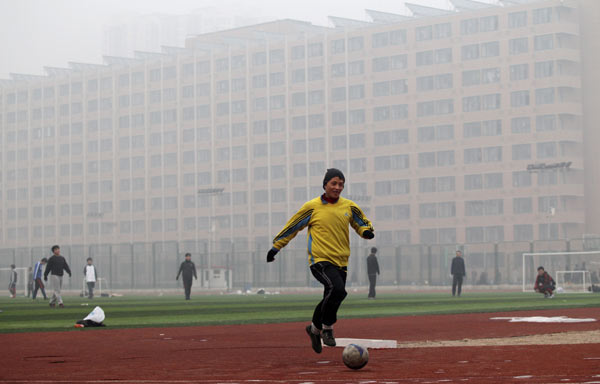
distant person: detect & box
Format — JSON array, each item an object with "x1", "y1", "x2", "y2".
[
  {"x1": 44, "y1": 245, "x2": 72, "y2": 308},
  {"x1": 27, "y1": 267, "x2": 33, "y2": 298},
  {"x1": 8, "y1": 264, "x2": 17, "y2": 298},
  {"x1": 32, "y1": 257, "x2": 48, "y2": 300},
  {"x1": 451, "y1": 250, "x2": 466, "y2": 297},
  {"x1": 366, "y1": 247, "x2": 380, "y2": 299},
  {"x1": 478, "y1": 271, "x2": 489, "y2": 285},
  {"x1": 534, "y1": 266, "x2": 555, "y2": 299},
  {"x1": 573, "y1": 264, "x2": 580, "y2": 284},
  {"x1": 176, "y1": 253, "x2": 197, "y2": 300},
  {"x1": 83, "y1": 257, "x2": 98, "y2": 299}
]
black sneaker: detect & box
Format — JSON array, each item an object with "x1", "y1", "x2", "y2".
[
  {"x1": 322, "y1": 329, "x2": 336, "y2": 347},
  {"x1": 305, "y1": 325, "x2": 322, "y2": 354}
]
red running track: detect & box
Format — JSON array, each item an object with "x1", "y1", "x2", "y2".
[{"x1": 2, "y1": 307, "x2": 599, "y2": 383}]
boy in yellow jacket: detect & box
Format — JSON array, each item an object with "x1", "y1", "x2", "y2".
[{"x1": 267, "y1": 168, "x2": 374, "y2": 353}]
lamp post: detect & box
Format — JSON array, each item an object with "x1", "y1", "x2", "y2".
[{"x1": 197, "y1": 188, "x2": 224, "y2": 289}]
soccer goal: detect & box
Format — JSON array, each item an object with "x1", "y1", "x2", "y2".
[
  {"x1": 0, "y1": 267, "x2": 29, "y2": 297},
  {"x1": 522, "y1": 251, "x2": 600, "y2": 292},
  {"x1": 81, "y1": 277, "x2": 109, "y2": 297},
  {"x1": 555, "y1": 270, "x2": 592, "y2": 293}
]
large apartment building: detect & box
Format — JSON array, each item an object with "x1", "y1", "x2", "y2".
[{"x1": 0, "y1": 0, "x2": 598, "y2": 257}]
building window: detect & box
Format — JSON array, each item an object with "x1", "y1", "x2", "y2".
[
  {"x1": 533, "y1": 7, "x2": 552, "y2": 24},
  {"x1": 510, "y1": 90, "x2": 530, "y2": 107},
  {"x1": 512, "y1": 171, "x2": 532, "y2": 188},
  {"x1": 434, "y1": 23, "x2": 452, "y2": 39},
  {"x1": 536, "y1": 115, "x2": 556, "y2": 132},
  {"x1": 535, "y1": 88, "x2": 555, "y2": 105},
  {"x1": 415, "y1": 25, "x2": 432, "y2": 41},
  {"x1": 331, "y1": 38, "x2": 345, "y2": 53},
  {"x1": 348, "y1": 60, "x2": 364, "y2": 75},
  {"x1": 308, "y1": 42, "x2": 323, "y2": 57},
  {"x1": 348, "y1": 36, "x2": 364, "y2": 51},
  {"x1": 509, "y1": 11, "x2": 527, "y2": 28},
  {"x1": 534, "y1": 34, "x2": 554, "y2": 51},
  {"x1": 461, "y1": 44, "x2": 479, "y2": 60},
  {"x1": 535, "y1": 61, "x2": 554, "y2": 78},
  {"x1": 460, "y1": 18, "x2": 479, "y2": 35},
  {"x1": 510, "y1": 64, "x2": 529, "y2": 81},
  {"x1": 537, "y1": 142, "x2": 557, "y2": 158},
  {"x1": 512, "y1": 144, "x2": 531, "y2": 160},
  {"x1": 514, "y1": 224, "x2": 533, "y2": 241},
  {"x1": 291, "y1": 45, "x2": 305, "y2": 60},
  {"x1": 511, "y1": 117, "x2": 531, "y2": 134}
]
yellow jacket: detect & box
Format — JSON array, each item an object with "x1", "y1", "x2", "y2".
[{"x1": 272, "y1": 195, "x2": 374, "y2": 267}]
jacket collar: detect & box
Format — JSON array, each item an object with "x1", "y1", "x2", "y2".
[{"x1": 321, "y1": 194, "x2": 339, "y2": 204}]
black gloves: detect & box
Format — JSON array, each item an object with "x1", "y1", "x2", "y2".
[
  {"x1": 44, "y1": 276, "x2": 47, "y2": 282},
  {"x1": 266, "y1": 248, "x2": 279, "y2": 263},
  {"x1": 363, "y1": 230, "x2": 374, "y2": 239}
]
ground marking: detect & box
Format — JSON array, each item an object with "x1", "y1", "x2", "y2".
[
  {"x1": 491, "y1": 316, "x2": 596, "y2": 323},
  {"x1": 329, "y1": 338, "x2": 397, "y2": 348}
]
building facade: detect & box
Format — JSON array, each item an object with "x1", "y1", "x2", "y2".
[{"x1": 0, "y1": 0, "x2": 596, "y2": 263}]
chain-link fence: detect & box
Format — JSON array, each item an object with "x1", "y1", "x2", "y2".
[{"x1": 1, "y1": 238, "x2": 599, "y2": 292}]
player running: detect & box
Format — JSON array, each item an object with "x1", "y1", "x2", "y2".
[
  {"x1": 534, "y1": 266, "x2": 556, "y2": 298},
  {"x1": 266, "y1": 168, "x2": 374, "y2": 353}
]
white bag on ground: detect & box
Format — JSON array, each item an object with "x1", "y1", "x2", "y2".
[{"x1": 84, "y1": 306, "x2": 105, "y2": 323}]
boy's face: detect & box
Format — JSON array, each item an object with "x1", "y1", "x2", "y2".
[
  {"x1": 185, "y1": 255, "x2": 191, "y2": 261},
  {"x1": 87, "y1": 260, "x2": 92, "y2": 265},
  {"x1": 456, "y1": 251, "x2": 462, "y2": 257},
  {"x1": 53, "y1": 248, "x2": 60, "y2": 256},
  {"x1": 538, "y1": 269, "x2": 545, "y2": 276},
  {"x1": 324, "y1": 177, "x2": 344, "y2": 200}
]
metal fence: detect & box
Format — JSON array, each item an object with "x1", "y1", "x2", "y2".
[{"x1": 1, "y1": 238, "x2": 599, "y2": 292}]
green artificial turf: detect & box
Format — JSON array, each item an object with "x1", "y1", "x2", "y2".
[{"x1": 0, "y1": 291, "x2": 598, "y2": 333}]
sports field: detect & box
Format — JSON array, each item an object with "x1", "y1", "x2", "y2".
[
  {"x1": 1, "y1": 291, "x2": 600, "y2": 383},
  {"x1": 0, "y1": 291, "x2": 598, "y2": 333}
]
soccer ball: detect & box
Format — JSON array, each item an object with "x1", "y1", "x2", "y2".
[{"x1": 342, "y1": 343, "x2": 369, "y2": 370}]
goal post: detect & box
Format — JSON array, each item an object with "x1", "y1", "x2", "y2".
[
  {"x1": 522, "y1": 251, "x2": 600, "y2": 292},
  {"x1": 555, "y1": 270, "x2": 592, "y2": 293},
  {"x1": 0, "y1": 267, "x2": 29, "y2": 297},
  {"x1": 81, "y1": 277, "x2": 109, "y2": 297}
]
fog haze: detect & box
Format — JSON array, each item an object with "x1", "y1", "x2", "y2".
[{"x1": 0, "y1": 0, "x2": 450, "y2": 78}]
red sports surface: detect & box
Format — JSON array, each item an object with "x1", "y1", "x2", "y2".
[{"x1": 2, "y1": 307, "x2": 599, "y2": 383}]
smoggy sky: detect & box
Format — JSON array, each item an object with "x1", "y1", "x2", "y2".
[{"x1": 0, "y1": 0, "x2": 457, "y2": 78}]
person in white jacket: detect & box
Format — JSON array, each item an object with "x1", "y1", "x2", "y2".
[{"x1": 83, "y1": 258, "x2": 98, "y2": 299}]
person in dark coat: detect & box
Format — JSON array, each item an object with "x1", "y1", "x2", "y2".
[
  {"x1": 451, "y1": 250, "x2": 466, "y2": 297},
  {"x1": 176, "y1": 253, "x2": 197, "y2": 300},
  {"x1": 534, "y1": 266, "x2": 556, "y2": 298},
  {"x1": 44, "y1": 245, "x2": 72, "y2": 308},
  {"x1": 8, "y1": 264, "x2": 17, "y2": 298},
  {"x1": 366, "y1": 247, "x2": 380, "y2": 299}
]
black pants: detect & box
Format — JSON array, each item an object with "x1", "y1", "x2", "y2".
[
  {"x1": 537, "y1": 284, "x2": 554, "y2": 295},
  {"x1": 33, "y1": 278, "x2": 47, "y2": 299},
  {"x1": 368, "y1": 274, "x2": 377, "y2": 298},
  {"x1": 87, "y1": 282, "x2": 95, "y2": 298},
  {"x1": 310, "y1": 262, "x2": 347, "y2": 329},
  {"x1": 452, "y1": 275, "x2": 463, "y2": 296},
  {"x1": 183, "y1": 278, "x2": 193, "y2": 300}
]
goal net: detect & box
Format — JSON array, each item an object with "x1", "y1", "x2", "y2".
[
  {"x1": 81, "y1": 277, "x2": 109, "y2": 297},
  {"x1": 522, "y1": 251, "x2": 600, "y2": 292},
  {"x1": 555, "y1": 271, "x2": 592, "y2": 293},
  {"x1": 0, "y1": 268, "x2": 29, "y2": 297}
]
